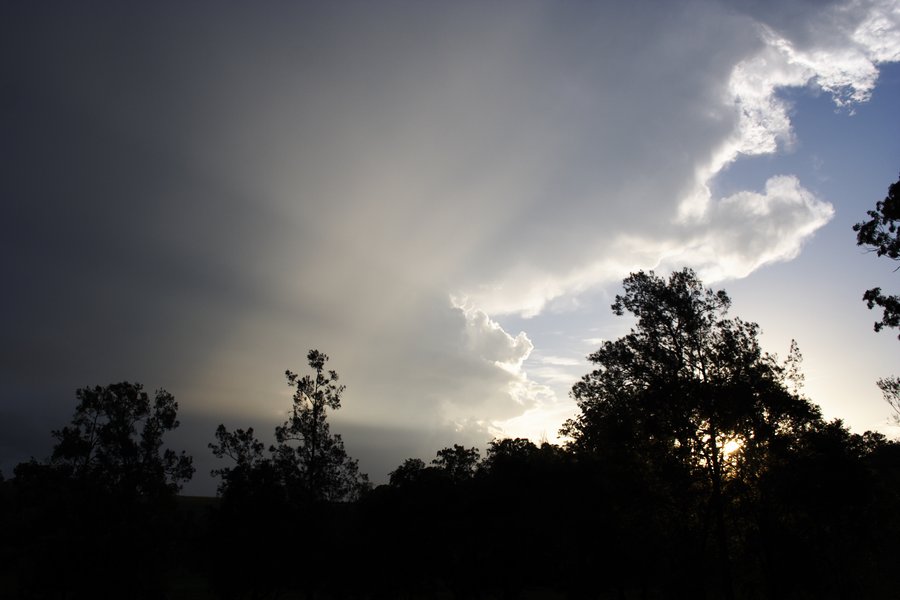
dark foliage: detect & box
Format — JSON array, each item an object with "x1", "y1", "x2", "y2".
[
  {"x1": 2, "y1": 382, "x2": 194, "y2": 599},
  {"x1": 559, "y1": 270, "x2": 818, "y2": 597},
  {"x1": 51, "y1": 382, "x2": 194, "y2": 495},
  {"x1": 853, "y1": 172, "x2": 900, "y2": 337},
  {"x1": 4, "y1": 288, "x2": 900, "y2": 599},
  {"x1": 272, "y1": 349, "x2": 369, "y2": 502},
  {"x1": 205, "y1": 350, "x2": 369, "y2": 599},
  {"x1": 878, "y1": 375, "x2": 900, "y2": 423},
  {"x1": 210, "y1": 350, "x2": 368, "y2": 507}
]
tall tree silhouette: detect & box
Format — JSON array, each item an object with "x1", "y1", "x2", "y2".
[
  {"x1": 563, "y1": 269, "x2": 820, "y2": 599},
  {"x1": 208, "y1": 351, "x2": 368, "y2": 599},
  {"x1": 213, "y1": 351, "x2": 369, "y2": 503},
  {"x1": 270, "y1": 349, "x2": 369, "y2": 502}
]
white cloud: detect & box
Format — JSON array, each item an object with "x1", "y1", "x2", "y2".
[
  {"x1": 457, "y1": 304, "x2": 533, "y2": 370},
  {"x1": 445, "y1": 300, "x2": 559, "y2": 434},
  {"x1": 853, "y1": 1, "x2": 900, "y2": 61},
  {"x1": 663, "y1": 175, "x2": 835, "y2": 282},
  {"x1": 726, "y1": 36, "x2": 806, "y2": 158},
  {"x1": 722, "y1": 0, "x2": 899, "y2": 160}
]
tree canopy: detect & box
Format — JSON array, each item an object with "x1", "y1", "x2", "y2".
[
  {"x1": 5, "y1": 382, "x2": 194, "y2": 598},
  {"x1": 4, "y1": 279, "x2": 900, "y2": 599},
  {"x1": 50, "y1": 381, "x2": 194, "y2": 496},
  {"x1": 211, "y1": 350, "x2": 368, "y2": 504},
  {"x1": 562, "y1": 268, "x2": 821, "y2": 599},
  {"x1": 563, "y1": 269, "x2": 818, "y2": 460}
]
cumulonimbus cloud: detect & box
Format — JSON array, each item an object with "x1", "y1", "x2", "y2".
[{"x1": 3, "y1": 0, "x2": 899, "y2": 489}]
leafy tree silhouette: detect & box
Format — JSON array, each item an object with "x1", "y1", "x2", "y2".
[
  {"x1": 853, "y1": 172, "x2": 900, "y2": 423},
  {"x1": 563, "y1": 268, "x2": 821, "y2": 599},
  {"x1": 206, "y1": 425, "x2": 287, "y2": 600},
  {"x1": 853, "y1": 171, "x2": 900, "y2": 337},
  {"x1": 209, "y1": 425, "x2": 273, "y2": 496},
  {"x1": 388, "y1": 457, "x2": 427, "y2": 487},
  {"x1": 747, "y1": 420, "x2": 900, "y2": 597},
  {"x1": 271, "y1": 349, "x2": 369, "y2": 502},
  {"x1": 208, "y1": 350, "x2": 368, "y2": 599},
  {"x1": 431, "y1": 443, "x2": 480, "y2": 482},
  {"x1": 877, "y1": 376, "x2": 900, "y2": 424},
  {"x1": 52, "y1": 382, "x2": 194, "y2": 495},
  {"x1": 211, "y1": 350, "x2": 368, "y2": 504},
  {"x1": 8, "y1": 382, "x2": 193, "y2": 599}
]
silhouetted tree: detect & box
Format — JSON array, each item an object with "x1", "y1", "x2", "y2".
[
  {"x1": 432, "y1": 444, "x2": 480, "y2": 482},
  {"x1": 7, "y1": 382, "x2": 194, "y2": 599},
  {"x1": 745, "y1": 419, "x2": 900, "y2": 598},
  {"x1": 482, "y1": 437, "x2": 539, "y2": 472},
  {"x1": 209, "y1": 425, "x2": 270, "y2": 495},
  {"x1": 271, "y1": 349, "x2": 369, "y2": 502},
  {"x1": 388, "y1": 457, "x2": 427, "y2": 487},
  {"x1": 877, "y1": 376, "x2": 900, "y2": 424},
  {"x1": 563, "y1": 268, "x2": 820, "y2": 599},
  {"x1": 208, "y1": 351, "x2": 368, "y2": 599},
  {"x1": 853, "y1": 172, "x2": 900, "y2": 337},
  {"x1": 853, "y1": 172, "x2": 900, "y2": 434},
  {"x1": 476, "y1": 439, "x2": 573, "y2": 597},
  {"x1": 52, "y1": 382, "x2": 194, "y2": 496},
  {"x1": 207, "y1": 426, "x2": 289, "y2": 600}
]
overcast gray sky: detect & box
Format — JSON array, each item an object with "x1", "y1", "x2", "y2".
[{"x1": 3, "y1": 0, "x2": 899, "y2": 494}]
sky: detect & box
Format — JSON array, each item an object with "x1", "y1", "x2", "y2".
[{"x1": 2, "y1": 0, "x2": 899, "y2": 495}]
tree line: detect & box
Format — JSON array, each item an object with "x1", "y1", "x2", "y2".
[{"x1": 2, "y1": 174, "x2": 900, "y2": 599}]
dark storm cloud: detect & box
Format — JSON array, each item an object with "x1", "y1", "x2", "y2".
[{"x1": 2, "y1": 1, "x2": 896, "y2": 487}]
